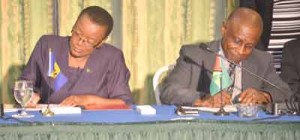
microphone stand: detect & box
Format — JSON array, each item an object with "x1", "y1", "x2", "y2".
[
  {"x1": 217, "y1": 51, "x2": 298, "y2": 115},
  {"x1": 200, "y1": 44, "x2": 299, "y2": 115},
  {"x1": 214, "y1": 76, "x2": 229, "y2": 116}
]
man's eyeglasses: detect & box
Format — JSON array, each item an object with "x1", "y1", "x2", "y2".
[{"x1": 71, "y1": 29, "x2": 102, "y2": 49}]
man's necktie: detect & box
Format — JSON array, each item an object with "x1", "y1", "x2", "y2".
[{"x1": 227, "y1": 63, "x2": 236, "y2": 94}]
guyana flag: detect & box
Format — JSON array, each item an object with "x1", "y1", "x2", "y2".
[{"x1": 209, "y1": 56, "x2": 233, "y2": 96}]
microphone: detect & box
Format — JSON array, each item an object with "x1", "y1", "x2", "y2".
[
  {"x1": 0, "y1": 104, "x2": 4, "y2": 117},
  {"x1": 198, "y1": 44, "x2": 299, "y2": 115}
]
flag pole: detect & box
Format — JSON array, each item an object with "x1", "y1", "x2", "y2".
[
  {"x1": 214, "y1": 75, "x2": 229, "y2": 116},
  {"x1": 42, "y1": 48, "x2": 54, "y2": 117}
]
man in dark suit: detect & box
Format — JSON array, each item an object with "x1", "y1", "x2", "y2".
[
  {"x1": 160, "y1": 8, "x2": 292, "y2": 107},
  {"x1": 280, "y1": 39, "x2": 300, "y2": 101}
]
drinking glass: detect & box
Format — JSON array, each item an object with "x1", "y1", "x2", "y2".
[
  {"x1": 12, "y1": 80, "x2": 34, "y2": 118},
  {"x1": 237, "y1": 104, "x2": 259, "y2": 118}
]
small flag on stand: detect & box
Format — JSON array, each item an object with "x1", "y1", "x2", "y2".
[
  {"x1": 48, "y1": 48, "x2": 68, "y2": 92},
  {"x1": 209, "y1": 56, "x2": 233, "y2": 96},
  {"x1": 48, "y1": 48, "x2": 54, "y2": 77}
]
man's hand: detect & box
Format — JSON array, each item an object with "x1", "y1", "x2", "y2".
[
  {"x1": 193, "y1": 91, "x2": 232, "y2": 107},
  {"x1": 239, "y1": 88, "x2": 271, "y2": 105}
]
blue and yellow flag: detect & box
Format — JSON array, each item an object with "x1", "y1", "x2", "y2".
[
  {"x1": 48, "y1": 48, "x2": 68, "y2": 92},
  {"x1": 209, "y1": 56, "x2": 233, "y2": 96}
]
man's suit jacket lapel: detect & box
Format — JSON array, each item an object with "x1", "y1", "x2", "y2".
[
  {"x1": 182, "y1": 41, "x2": 220, "y2": 77},
  {"x1": 197, "y1": 40, "x2": 220, "y2": 94},
  {"x1": 205, "y1": 40, "x2": 221, "y2": 78},
  {"x1": 182, "y1": 41, "x2": 220, "y2": 93},
  {"x1": 242, "y1": 57, "x2": 259, "y2": 91}
]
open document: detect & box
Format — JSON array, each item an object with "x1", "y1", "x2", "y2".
[
  {"x1": 4, "y1": 104, "x2": 81, "y2": 115},
  {"x1": 180, "y1": 105, "x2": 237, "y2": 113}
]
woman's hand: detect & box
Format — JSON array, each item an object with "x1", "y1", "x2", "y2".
[{"x1": 26, "y1": 92, "x2": 40, "y2": 107}]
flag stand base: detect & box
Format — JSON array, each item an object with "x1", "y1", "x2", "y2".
[
  {"x1": 214, "y1": 106, "x2": 229, "y2": 116},
  {"x1": 42, "y1": 107, "x2": 54, "y2": 117}
]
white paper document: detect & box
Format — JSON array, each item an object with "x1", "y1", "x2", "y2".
[
  {"x1": 41, "y1": 105, "x2": 81, "y2": 115},
  {"x1": 181, "y1": 105, "x2": 237, "y2": 113},
  {"x1": 136, "y1": 105, "x2": 156, "y2": 115},
  {"x1": 5, "y1": 104, "x2": 81, "y2": 115}
]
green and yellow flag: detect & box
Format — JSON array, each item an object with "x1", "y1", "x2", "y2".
[{"x1": 209, "y1": 56, "x2": 233, "y2": 96}]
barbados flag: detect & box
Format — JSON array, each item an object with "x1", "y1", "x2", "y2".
[
  {"x1": 48, "y1": 48, "x2": 68, "y2": 92},
  {"x1": 209, "y1": 56, "x2": 233, "y2": 96}
]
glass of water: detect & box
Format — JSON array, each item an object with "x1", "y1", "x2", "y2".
[
  {"x1": 12, "y1": 80, "x2": 34, "y2": 118},
  {"x1": 236, "y1": 104, "x2": 259, "y2": 118}
]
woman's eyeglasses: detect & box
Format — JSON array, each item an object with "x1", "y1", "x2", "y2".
[{"x1": 71, "y1": 29, "x2": 102, "y2": 48}]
